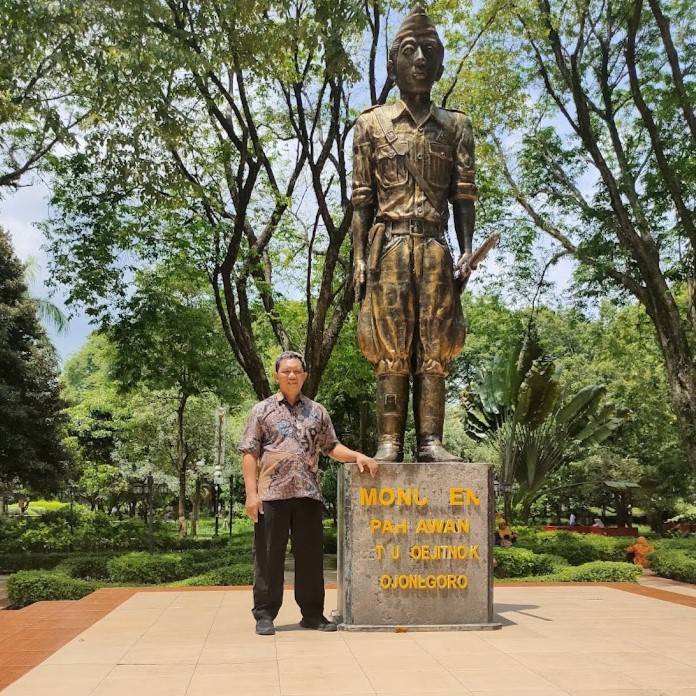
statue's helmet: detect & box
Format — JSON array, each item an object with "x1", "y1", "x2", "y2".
[{"x1": 388, "y1": 3, "x2": 445, "y2": 81}]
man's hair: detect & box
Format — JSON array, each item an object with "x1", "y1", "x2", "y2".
[{"x1": 275, "y1": 351, "x2": 307, "y2": 373}]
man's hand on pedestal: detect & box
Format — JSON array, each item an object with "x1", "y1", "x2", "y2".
[{"x1": 355, "y1": 453, "x2": 378, "y2": 477}]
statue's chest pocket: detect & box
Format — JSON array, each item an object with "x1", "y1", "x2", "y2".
[
  {"x1": 428, "y1": 142, "x2": 453, "y2": 186},
  {"x1": 376, "y1": 143, "x2": 408, "y2": 187}
]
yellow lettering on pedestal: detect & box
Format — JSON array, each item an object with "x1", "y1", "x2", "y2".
[
  {"x1": 409, "y1": 544, "x2": 480, "y2": 560},
  {"x1": 379, "y1": 574, "x2": 471, "y2": 590},
  {"x1": 450, "y1": 487, "x2": 480, "y2": 506},
  {"x1": 415, "y1": 518, "x2": 470, "y2": 534},
  {"x1": 375, "y1": 544, "x2": 384, "y2": 560},
  {"x1": 360, "y1": 487, "x2": 428, "y2": 507},
  {"x1": 361, "y1": 488, "x2": 378, "y2": 506}
]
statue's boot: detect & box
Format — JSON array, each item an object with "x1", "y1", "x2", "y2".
[
  {"x1": 374, "y1": 374, "x2": 409, "y2": 462},
  {"x1": 414, "y1": 374, "x2": 462, "y2": 462}
]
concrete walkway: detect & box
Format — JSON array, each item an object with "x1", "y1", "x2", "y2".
[{"x1": 2, "y1": 582, "x2": 696, "y2": 696}]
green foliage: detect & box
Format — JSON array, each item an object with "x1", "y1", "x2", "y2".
[
  {"x1": 500, "y1": 561, "x2": 642, "y2": 583},
  {"x1": 648, "y1": 548, "x2": 696, "y2": 584},
  {"x1": 445, "y1": 0, "x2": 696, "y2": 479},
  {"x1": 6, "y1": 571, "x2": 101, "y2": 608},
  {"x1": 516, "y1": 531, "x2": 633, "y2": 566},
  {"x1": 463, "y1": 329, "x2": 626, "y2": 519},
  {"x1": 175, "y1": 564, "x2": 255, "y2": 587},
  {"x1": 0, "y1": 229, "x2": 68, "y2": 491},
  {"x1": 493, "y1": 547, "x2": 567, "y2": 578},
  {"x1": 557, "y1": 562, "x2": 642, "y2": 583},
  {"x1": 0, "y1": 553, "x2": 72, "y2": 573},
  {"x1": 54, "y1": 554, "x2": 118, "y2": 581},
  {"x1": 106, "y1": 552, "x2": 189, "y2": 585},
  {"x1": 0, "y1": 0, "x2": 91, "y2": 190},
  {"x1": 323, "y1": 524, "x2": 338, "y2": 554}
]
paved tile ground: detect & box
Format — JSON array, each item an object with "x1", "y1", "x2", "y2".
[{"x1": 2, "y1": 582, "x2": 696, "y2": 696}]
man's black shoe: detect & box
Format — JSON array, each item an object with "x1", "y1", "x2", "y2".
[
  {"x1": 300, "y1": 617, "x2": 337, "y2": 632},
  {"x1": 255, "y1": 618, "x2": 275, "y2": 636}
]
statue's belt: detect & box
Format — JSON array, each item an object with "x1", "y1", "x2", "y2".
[{"x1": 380, "y1": 219, "x2": 444, "y2": 238}]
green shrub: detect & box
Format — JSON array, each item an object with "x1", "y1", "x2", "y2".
[
  {"x1": 107, "y1": 552, "x2": 189, "y2": 584},
  {"x1": 498, "y1": 560, "x2": 642, "y2": 583},
  {"x1": 175, "y1": 563, "x2": 254, "y2": 586},
  {"x1": 7, "y1": 571, "x2": 101, "y2": 608},
  {"x1": 517, "y1": 531, "x2": 632, "y2": 565},
  {"x1": 648, "y1": 548, "x2": 696, "y2": 584},
  {"x1": 558, "y1": 561, "x2": 642, "y2": 582},
  {"x1": 55, "y1": 554, "x2": 119, "y2": 580},
  {"x1": 323, "y1": 525, "x2": 338, "y2": 554},
  {"x1": 0, "y1": 553, "x2": 72, "y2": 573},
  {"x1": 494, "y1": 547, "x2": 567, "y2": 578}
]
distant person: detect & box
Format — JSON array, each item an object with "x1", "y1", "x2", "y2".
[
  {"x1": 592, "y1": 517, "x2": 605, "y2": 528},
  {"x1": 239, "y1": 351, "x2": 378, "y2": 636},
  {"x1": 495, "y1": 513, "x2": 517, "y2": 546},
  {"x1": 627, "y1": 536, "x2": 654, "y2": 568},
  {"x1": 568, "y1": 512, "x2": 577, "y2": 527}
]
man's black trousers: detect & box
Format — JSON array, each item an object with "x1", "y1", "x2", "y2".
[{"x1": 252, "y1": 497, "x2": 325, "y2": 622}]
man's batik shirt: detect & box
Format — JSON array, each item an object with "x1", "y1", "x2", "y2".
[{"x1": 238, "y1": 392, "x2": 339, "y2": 501}]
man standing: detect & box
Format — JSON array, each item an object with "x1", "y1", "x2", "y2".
[
  {"x1": 352, "y1": 3, "x2": 478, "y2": 462},
  {"x1": 239, "y1": 351, "x2": 378, "y2": 635}
]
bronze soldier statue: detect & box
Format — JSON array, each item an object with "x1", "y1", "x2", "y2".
[{"x1": 352, "y1": 3, "x2": 478, "y2": 463}]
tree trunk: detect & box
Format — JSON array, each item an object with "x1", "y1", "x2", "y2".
[
  {"x1": 176, "y1": 393, "x2": 189, "y2": 539},
  {"x1": 642, "y1": 286, "x2": 696, "y2": 480},
  {"x1": 191, "y1": 477, "x2": 201, "y2": 537}
]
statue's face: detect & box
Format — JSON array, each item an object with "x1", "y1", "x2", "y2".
[{"x1": 392, "y1": 31, "x2": 443, "y2": 95}]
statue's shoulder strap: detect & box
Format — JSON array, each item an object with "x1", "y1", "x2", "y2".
[{"x1": 372, "y1": 107, "x2": 445, "y2": 219}]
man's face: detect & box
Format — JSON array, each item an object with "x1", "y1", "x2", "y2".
[
  {"x1": 274, "y1": 358, "x2": 308, "y2": 395},
  {"x1": 392, "y1": 31, "x2": 443, "y2": 95}
]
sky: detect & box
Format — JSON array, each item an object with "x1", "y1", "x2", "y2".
[{"x1": 1, "y1": 179, "x2": 93, "y2": 365}]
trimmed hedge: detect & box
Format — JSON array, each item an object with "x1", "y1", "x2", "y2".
[
  {"x1": 494, "y1": 547, "x2": 567, "y2": 578},
  {"x1": 558, "y1": 561, "x2": 642, "y2": 582},
  {"x1": 0, "y1": 553, "x2": 71, "y2": 573},
  {"x1": 7, "y1": 571, "x2": 102, "y2": 608},
  {"x1": 323, "y1": 525, "x2": 338, "y2": 554},
  {"x1": 517, "y1": 530, "x2": 633, "y2": 565},
  {"x1": 55, "y1": 554, "x2": 119, "y2": 581},
  {"x1": 175, "y1": 563, "x2": 255, "y2": 587},
  {"x1": 106, "y1": 552, "x2": 194, "y2": 584},
  {"x1": 648, "y1": 548, "x2": 696, "y2": 584},
  {"x1": 499, "y1": 560, "x2": 642, "y2": 583}
]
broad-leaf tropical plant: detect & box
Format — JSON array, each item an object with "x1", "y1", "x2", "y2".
[{"x1": 463, "y1": 331, "x2": 627, "y2": 521}]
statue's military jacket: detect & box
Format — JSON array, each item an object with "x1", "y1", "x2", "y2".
[
  {"x1": 351, "y1": 100, "x2": 478, "y2": 218},
  {"x1": 352, "y1": 100, "x2": 477, "y2": 377}
]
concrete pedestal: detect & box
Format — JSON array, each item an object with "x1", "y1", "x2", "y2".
[{"x1": 336, "y1": 462, "x2": 500, "y2": 631}]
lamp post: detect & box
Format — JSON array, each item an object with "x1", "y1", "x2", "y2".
[
  {"x1": 501, "y1": 481, "x2": 515, "y2": 523},
  {"x1": 213, "y1": 464, "x2": 223, "y2": 538},
  {"x1": 133, "y1": 475, "x2": 155, "y2": 553},
  {"x1": 228, "y1": 474, "x2": 234, "y2": 538}
]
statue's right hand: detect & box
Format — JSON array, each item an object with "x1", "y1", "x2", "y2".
[{"x1": 354, "y1": 258, "x2": 367, "y2": 300}]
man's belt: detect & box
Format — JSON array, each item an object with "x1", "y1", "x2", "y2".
[{"x1": 382, "y1": 219, "x2": 444, "y2": 238}]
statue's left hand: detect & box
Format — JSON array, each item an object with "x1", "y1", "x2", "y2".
[{"x1": 354, "y1": 258, "x2": 367, "y2": 301}]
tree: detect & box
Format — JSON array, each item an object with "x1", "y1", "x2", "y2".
[
  {"x1": 108, "y1": 261, "x2": 248, "y2": 535},
  {"x1": 0, "y1": 0, "x2": 91, "y2": 193},
  {"x1": 0, "y1": 228, "x2": 67, "y2": 493},
  {"x1": 446, "y1": 0, "x2": 696, "y2": 477},
  {"x1": 42, "y1": 0, "x2": 402, "y2": 399}
]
